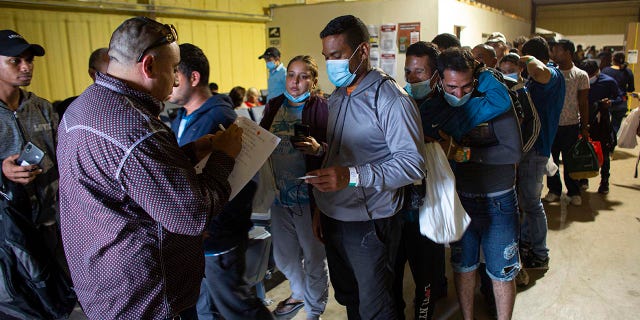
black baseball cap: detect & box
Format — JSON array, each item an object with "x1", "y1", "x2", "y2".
[
  {"x1": 0, "y1": 30, "x2": 45, "y2": 57},
  {"x1": 258, "y1": 47, "x2": 280, "y2": 60}
]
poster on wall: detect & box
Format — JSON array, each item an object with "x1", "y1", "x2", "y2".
[
  {"x1": 370, "y1": 46, "x2": 380, "y2": 68},
  {"x1": 380, "y1": 23, "x2": 397, "y2": 52},
  {"x1": 628, "y1": 50, "x2": 638, "y2": 64},
  {"x1": 368, "y1": 24, "x2": 379, "y2": 47},
  {"x1": 368, "y1": 24, "x2": 380, "y2": 68},
  {"x1": 398, "y1": 22, "x2": 420, "y2": 53},
  {"x1": 380, "y1": 52, "x2": 397, "y2": 77}
]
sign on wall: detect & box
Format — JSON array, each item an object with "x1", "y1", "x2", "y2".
[
  {"x1": 398, "y1": 22, "x2": 420, "y2": 53},
  {"x1": 628, "y1": 50, "x2": 638, "y2": 64},
  {"x1": 379, "y1": 24, "x2": 398, "y2": 77},
  {"x1": 268, "y1": 27, "x2": 281, "y2": 47}
]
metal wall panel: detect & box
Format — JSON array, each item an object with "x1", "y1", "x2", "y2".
[
  {"x1": 536, "y1": 1, "x2": 640, "y2": 36},
  {"x1": 0, "y1": 5, "x2": 270, "y2": 101}
]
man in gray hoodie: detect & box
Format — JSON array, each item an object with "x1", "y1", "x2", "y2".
[
  {"x1": 0, "y1": 29, "x2": 76, "y2": 319},
  {"x1": 307, "y1": 15, "x2": 425, "y2": 320}
]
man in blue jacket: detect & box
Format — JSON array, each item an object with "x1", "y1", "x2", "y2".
[
  {"x1": 420, "y1": 48, "x2": 518, "y2": 320},
  {"x1": 517, "y1": 37, "x2": 566, "y2": 272},
  {"x1": 579, "y1": 59, "x2": 622, "y2": 194},
  {"x1": 168, "y1": 43, "x2": 272, "y2": 320}
]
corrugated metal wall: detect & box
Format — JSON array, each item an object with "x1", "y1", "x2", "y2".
[
  {"x1": 0, "y1": 0, "x2": 299, "y2": 102},
  {"x1": 536, "y1": 1, "x2": 640, "y2": 36}
]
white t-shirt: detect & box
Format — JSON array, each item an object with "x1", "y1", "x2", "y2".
[{"x1": 559, "y1": 65, "x2": 590, "y2": 126}]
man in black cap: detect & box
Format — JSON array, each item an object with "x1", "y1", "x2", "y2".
[
  {"x1": 259, "y1": 47, "x2": 286, "y2": 102},
  {"x1": 0, "y1": 29, "x2": 77, "y2": 319}
]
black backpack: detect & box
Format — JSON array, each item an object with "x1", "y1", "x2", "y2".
[
  {"x1": 371, "y1": 75, "x2": 426, "y2": 211},
  {"x1": 488, "y1": 69, "x2": 541, "y2": 154},
  {"x1": 0, "y1": 176, "x2": 77, "y2": 319},
  {"x1": 510, "y1": 82, "x2": 541, "y2": 153}
]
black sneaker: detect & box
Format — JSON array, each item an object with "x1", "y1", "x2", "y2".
[
  {"x1": 524, "y1": 255, "x2": 549, "y2": 270},
  {"x1": 598, "y1": 184, "x2": 609, "y2": 195}
]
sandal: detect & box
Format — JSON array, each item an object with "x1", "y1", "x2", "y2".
[{"x1": 273, "y1": 296, "x2": 304, "y2": 316}]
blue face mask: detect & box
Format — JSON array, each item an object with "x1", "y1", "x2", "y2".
[
  {"x1": 326, "y1": 44, "x2": 365, "y2": 87},
  {"x1": 404, "y1": 79, "x2": 432, "y2": 100},
  {"x1": 266, "y1": 61, "x2": 277, "y2": 71},
  {"x1": 284, "y1": 90, "x2": 310, "y2": 103},
  {"x1": 443, "y1": 91, "x2": 472, "y2": 107},
  {"x1": 503, "y1": 73, "x2": 519, "y2": 81}
]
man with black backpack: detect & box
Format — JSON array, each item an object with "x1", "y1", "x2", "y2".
[
  {"x1": 0, "y1": 29, "x2": 77, "y2": 319},
  {"x1": 420, "y1": 48, "x2": 520, "y2": 320},
  {"x1": 518, "y1": 37, "x2": 566, "y2": 271},
  {"x1": 306, "y1": 15, "x2": 425, "y2": 319}
]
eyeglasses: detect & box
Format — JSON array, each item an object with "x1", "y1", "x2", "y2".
[{"x1": 136, "y1": 23, "x2": 178, "y2": 62}]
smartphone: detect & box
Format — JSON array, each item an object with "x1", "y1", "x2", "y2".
[
  {"x1": 16, "y1": 142, "x2": 45, "y2": 167},
  {"x1": 291, "y1": 123, "x2": 310, "y2": 143}
]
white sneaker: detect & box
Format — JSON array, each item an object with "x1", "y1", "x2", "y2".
[
  {"x1": 543, "y1": 192, "x2": 560, "y2": 203},
  {"x1": 570, "y1": 195, "x2": 582, "y2": 206}
]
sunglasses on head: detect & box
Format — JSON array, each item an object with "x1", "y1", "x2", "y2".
[{"x1": 135, "y1": 18, "x2": 178, "y2": 63}]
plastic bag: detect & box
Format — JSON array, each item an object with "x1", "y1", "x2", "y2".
[
  {"x1": 589, "y1": 139, "x2": 604, "y2": 167},
  {"x1": 545, "y1": 156, "x2": 559, "y2": 177},
  {"x1": 252, "y1": 161, "x2": 276, "y2": 214},
  {"x1": 419, "y1": 143, "x2": 471, "y2": 244},
  {"x1": 565, "y1": 137, "x2": 600, "y2": 180},
  {"x1": 617, "y1": 107, "x2": 639, "y2": 149}
]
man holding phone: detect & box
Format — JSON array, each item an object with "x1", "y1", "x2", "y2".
[{"x1": 0, "y1": 30, "x2": 76, "y2": 318}]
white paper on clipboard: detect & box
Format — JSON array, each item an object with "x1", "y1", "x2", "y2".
[{"x1": 195, "y1": 116, "x2": 281, "y2": 200}]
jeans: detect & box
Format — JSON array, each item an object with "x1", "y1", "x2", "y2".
[
  {"x1": 451, "y1": 189, "x2": 520, "y2": 281},
  {"x1": 197, "y1": 239, "x2": 273, "y2": 320},
  {"x1": 393, "y1": 210, "x2": 446, "y2": 320},
  {"x1": 271, "y1": 203, "x2": 328, "y2": 319},
  {"x1": 548, "y1": 124, "x2": 581, "y2": 197},
  {"x1": 321, "y1": 214, "x2": 401, "y2": 320},
  {"x1": 518, "y1": 150, "x2": 550, "y2": 258}
]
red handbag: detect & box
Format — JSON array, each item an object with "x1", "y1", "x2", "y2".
[{"x1": 589, "y1": 139, "x2": 604, "y2": 167}]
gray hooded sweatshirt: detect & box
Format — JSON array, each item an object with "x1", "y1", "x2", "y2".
[
  {"x1": 314, "y1": 68, "x2": 425, "y2": 222},
  {"x1": 0, "y1": 89, "x2": 59, "y2": 225}
]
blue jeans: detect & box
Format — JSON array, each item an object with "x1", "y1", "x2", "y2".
[
  {"x1": 451, "y1": 189, "x2": 520, "y2": 281},
  {"x1": 321, "y1": 214, "x2": 401, "y2": 320},
  {"x1": 548, "y1": 124, "x2": 580, "y2": 197},
  {"x1": 517, "y1": 150, "x2": 549, "y2": 258}
]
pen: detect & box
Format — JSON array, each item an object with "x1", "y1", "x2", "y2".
[{"x1": 218, "y1": 124, "x2": 226, "y2": 132}]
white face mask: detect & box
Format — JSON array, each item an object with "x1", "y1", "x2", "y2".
[{"x1": 589, "y1": 75, "x2": 598, "y2": 84}]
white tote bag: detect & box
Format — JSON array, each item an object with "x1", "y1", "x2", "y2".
[{"x1": 419, "y1": 143, "x2": 471, "y2": 244}]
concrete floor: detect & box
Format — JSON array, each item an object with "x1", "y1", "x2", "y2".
[
  {"x1": 266, "y1": 145, "x2": 640, "y2": 320},
  {"x1": 68, "y1": 145, "x2": 640, "y2": 319}
]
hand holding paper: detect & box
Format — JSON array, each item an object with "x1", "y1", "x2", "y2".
[
  {"x1": 211, "y1": 123, "x2": 243, "y2": 158},
  {"x1": 195, "y1": 117, "x2": 280, "y2": 200}
]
